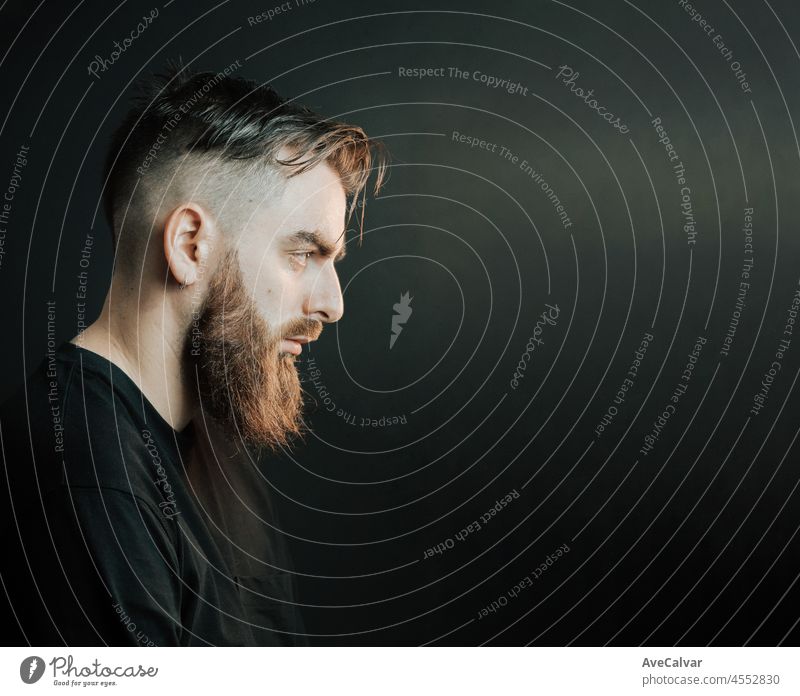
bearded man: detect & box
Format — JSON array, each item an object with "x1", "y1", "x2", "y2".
[{"x1": 0, "y1": 61, "x2": 386, "y2": 646}]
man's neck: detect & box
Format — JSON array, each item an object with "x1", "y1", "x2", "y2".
[{"x1": 71, "y1": 304, "x2": 194, "y2": 432}]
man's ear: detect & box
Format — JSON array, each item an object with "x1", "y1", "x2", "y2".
[{"x1": 162, "y1": 202, "x2": 215, "y2": 289}]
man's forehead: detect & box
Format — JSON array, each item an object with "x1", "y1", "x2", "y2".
[
  {"x1": 245, "y1": 197, "x2": 346, "y2": 257},
  {"x1": 276, "y1": 155, "x2": 346, "y2": 203},
  {"x1": 245, "y1": 157, "x2": 347, "y2": 253}
]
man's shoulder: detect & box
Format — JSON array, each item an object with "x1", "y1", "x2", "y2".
[{"x1": 0, "y1": 344, "x2": 168, "y2": 501}]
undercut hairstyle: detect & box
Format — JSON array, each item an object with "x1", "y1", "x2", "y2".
[{"x1": 101, "y1": 58, "x2": 388, "y2": 258}]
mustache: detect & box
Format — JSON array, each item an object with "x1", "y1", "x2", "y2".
[{"x1": 279, "y1": 317, "x2": 323, "y2": 342}]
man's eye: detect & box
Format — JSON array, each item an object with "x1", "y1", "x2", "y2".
[{"x1": 290, "y1": 251, "x2": 314, "y2": 267}]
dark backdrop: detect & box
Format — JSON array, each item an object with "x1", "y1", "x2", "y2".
[{"x1": 1, "y1": 0, "x2": 799, "y2": 645}]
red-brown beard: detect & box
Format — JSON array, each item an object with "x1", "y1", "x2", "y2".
[{"x1": 186, "y1": 248, "x2": 321, "y2": 453}]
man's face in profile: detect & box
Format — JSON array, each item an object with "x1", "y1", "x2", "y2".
[{"x1": 189, "y1": 159, "x2": 347, "y2": 452}]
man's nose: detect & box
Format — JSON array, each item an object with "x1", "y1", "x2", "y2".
[{"x1": 306, "y1": 262, "x2": 344, "y2": 323}]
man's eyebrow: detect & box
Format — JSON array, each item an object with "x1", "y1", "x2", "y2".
[{"x1": 284, "y1": 229, "x2": 347, "y2": 262}]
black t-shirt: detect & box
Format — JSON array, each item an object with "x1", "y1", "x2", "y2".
[{"x1": 0, "y1": 341, "x2": 308, "y2": 646}]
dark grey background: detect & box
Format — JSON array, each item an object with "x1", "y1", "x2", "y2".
[{"x1": 1, "y1": 0, "x2": 799, "y2": 645}]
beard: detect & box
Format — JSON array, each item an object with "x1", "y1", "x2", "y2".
[{"x1": 185, "y1": 248, "x2": 322, "y2": 453}]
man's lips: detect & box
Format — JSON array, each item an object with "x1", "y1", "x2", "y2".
[{"x1": 280, "y1": 336, "x2": 312, "y2": 356}]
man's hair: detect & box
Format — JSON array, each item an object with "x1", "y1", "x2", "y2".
[{"x1": 102, "y1": 59, "x2": 388, "y2": 251}]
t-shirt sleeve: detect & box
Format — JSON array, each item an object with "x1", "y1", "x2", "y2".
[{"x1": 21, "y1": 485, "x2": 185, "y2": 646}]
